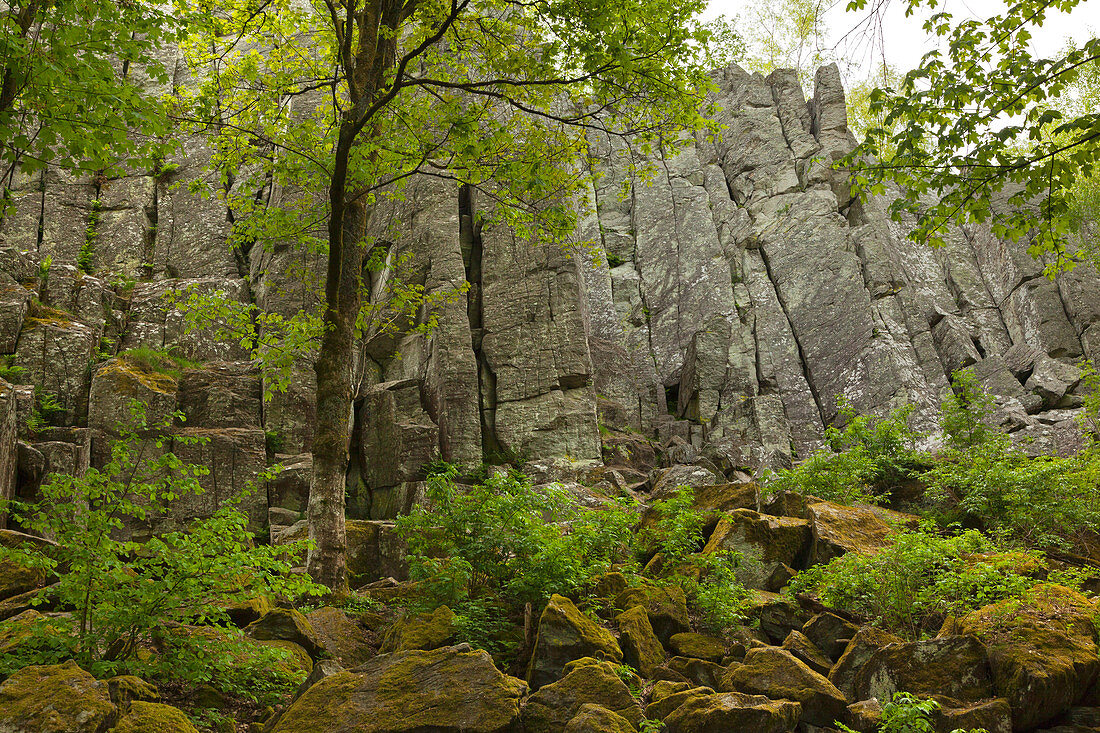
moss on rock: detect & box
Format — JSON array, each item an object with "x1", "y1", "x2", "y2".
[
  {"x1": 851, "y1": 635, "x2": 993, "y2": 705},
  {"x1": 112, "y1": 701, "x2": 198, "y2": 733},
  {"x1": 527, "y1": 595, "x2": 622, "y2": 690},
  {"x1": 616, "y1": 605, "x2": 664, "y2": 677},
  {"x1": 245, "y1": 607, "x2": 323, "y2": 657},
  {"x1": 668, "y1": 633, "x2": 727, "y2": 663},
  {"x1": 564, "y1": 703, "x2": 637, "y2": 733},
  {"x1": 721, "y1": 646, "x2": 846, "y2": 727},
  {"x1": 271, "y1": 646, "x2": 526, "y2": 733},
  {"x1": 0, "y1": 659, "x2": 116, "y2": 733},
  {"x1": 828, "y1": 626, "x2": 901, "y2": 700},
  {"x1": 662, "y1": 691, "x2": 801, "y2": 733},
  {"x1": 614, "y1": 584, "x2": 689, "y2": 645},
  {"x1": 380, "y1": 605, "x2": 456, "y2": 653},
  {"x1": 521, "y1": 658, "x2": 643, "y2": 733},
  {"x1": 955, "y1": 583, "x2": 1100, "y2": 730}
]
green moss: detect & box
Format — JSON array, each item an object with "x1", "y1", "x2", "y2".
[
  {"x1": 381, "y1": 605, "x2": 456, "y2": 653},
  {"x1": 114, "y1": 701, "x2": 198, "y2": 733},
  {"x1": 0, "y1": 660, "x2": 116, "y2": 732},
  {"x1": 522, "y1": 659, "x2": 643, "y2": 733},
  {"x1": 269, "y1": 673, "x2": 362, "y2": 733},
  {"x1": 668, "y1": 632, "x2": 727, "y2": 662}
]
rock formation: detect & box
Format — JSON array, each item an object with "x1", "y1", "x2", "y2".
[{"x1": 1, "y1": 52, "x2": 1096, "y2": 535}]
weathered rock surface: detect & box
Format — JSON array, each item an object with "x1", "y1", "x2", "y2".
[
  {"x1": 271, "y1": 645, "x2": 526, "y2": 733},
  {"x1": 527, "y1": 594, "x2": 622, "y2": 690},
  {"x1": 522, "y1": 658, "x2": 643, "y2": 733},
  {"x1": 722, "y1": 646, "x2": 848, "y2": 727},
  {"x1": 852, "y1": 634, "x2": 994, "y2": 703},
  {"x1": 662, "y1": 690, "x2": 802, "y2": 733},
  {"x1": 0, "y1": 659, "x2": 116, "y2": 733}
]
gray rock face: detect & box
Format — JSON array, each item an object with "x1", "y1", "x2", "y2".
[{"x1": 2, "y1": 54, "x2": 1100, "y2": 533}]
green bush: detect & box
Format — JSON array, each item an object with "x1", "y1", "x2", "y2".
[
  {"x1": 639, "y1": 486, "x2": 751, "y2": 631},
  {"x1": 763, "y1": 402, "x2": 926, "y2": 505},
  {"x1": 839, "y1": 692, "x2": 983, "y2": 733},
  {"x1": 789, "y1": 526, "x2": 1044, "y2": 639},
  {"x1": 928, "y1": 370, "x2": 1100, "y2": 553},
  {"x1": 0, "y1": 404, "x2": 321, "y2": 677},
  {"x1": 394, "y1": 464, "x2": 637, "y2": 608}
]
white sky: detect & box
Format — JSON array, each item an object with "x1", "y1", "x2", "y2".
[{"x1": 704, "y1": 0, "x2": 1100, "y2": 81}]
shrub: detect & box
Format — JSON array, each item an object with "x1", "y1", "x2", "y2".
[
  {"x1": 0, "y1": 404, "x2": 321, "y2": 677},
  {"x1": 394, "y1": 464, "x2": 637, "y2": 609},
  {"x1": 763, "y1": 402, "x2": 926, "y2": 505},
  {"x1": 839, "y1": 692, "x2": 983, "y2": 733},
  {"x1": 789, "y1": 526, "x2": 1044, "y2": 639},
  {"x1": 639, "y1": 486, "x2": 751, "y2": 631}
]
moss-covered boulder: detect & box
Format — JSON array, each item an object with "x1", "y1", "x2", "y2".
[
  {"x1": 306, "y1": 607, "x2": 375, "y2": 667},
  {"x1": 668, "y1": 632, "x2": 726, "y2": 663},
  {"x1": 380, "y1": 605, "x2": 456, "y2": 654},
  {"x1": 662, "y1": 691, "x2": 801, "y2": 733},
  {"x1": 802, "y1": 612, "x2": 860, "y2": 661},
  {"x1": 258, "y1": 639, "x2": 314, "y2": 676},
  {"x1": 105, "y1": 676, "x2": 159, "y2": 708},
  {"x1": 781, "y1": 630, "x2": 833, "y2": 676},
  {"x1": 955, "y1": 584, "x2": 1100, "y2": 730},
  {"x1": 721, "y1": 646, "x2": 847, "y2": 727},
  {"x1": 700, "y1": 509, "x2": 810, "y2": 590},
  {"x1": 112, "y1": 701, "x2": 198, "y2": 733},
  {"x1": 614, "y1": 584, "x2": 690, "y2": 645},
  {"x1": 637, "y1": 483, "x2": 758, "y2": 552},
  {"x1": 743, "y1": 590, "x2": 814, "y2": 644},
  {"x1": 522, "y1": 658, "x2": 642, "y2": 733},
  {"x1": 222, "y1": 595, "x2": 274, "y2": 627},
  {"x1": 0, "y1": 534, "x2": 49, "y2": 603},
  {"x1": 806, "y1": 501, "x2": 893, "y2": 565},
  {"x1": 852, "y1": 635, "x2": 992, "y2": 704},
  {"x1": 931, "y1": 696, "x2": 1012, "y2": 733},
  {"x1": 663, "y1": 657, "x2": 725, "y2": 690},
  {"x1": 527, "y1": 595, "x2": 622, "y2": 690},
  {"x1": 0, "y1": 659, "x2": 116, "y2": 733},
  {"x1": 271, "y1": 645, "x2": 526, "y2": 733},
  {"x1": 645, "y1": 683, "x2": 714, "y2": 721},
  {"x1": 245, "y1": 607, "x2": 324, "y2": 658},
  {"x1": 828, "y1": 626, "x2": 902, "y2": 700},
  {"x1": 564, "y1": 704, "x2": 637, "y2": 733},
  {"x1": 616, "y1": 605, "x2": 664, "y2": 677}
]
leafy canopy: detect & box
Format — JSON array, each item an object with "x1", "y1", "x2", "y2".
[{"x1": 843, "y1": 0, "x2": 1100, "y2": 270}]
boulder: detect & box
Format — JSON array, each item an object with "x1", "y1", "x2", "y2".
[
  {"x1": 245, "y1": 608, "x2": 324, "y2": 658},
  {"x1": 663, "y1": 691, "x2": 802, "y2": 733},
  {"x1": 614, "y1": 584, "x2": 690, "y2": 644},
  {"x1": 105, "y1": 676, "x2": 159, "y2": 708},
  {"x1": 782, "y1": 630, "x2": 834, "y2": 676},
  {"x1": 615, "y1": 604, "x2": 664, "y2": 677},
  {"x1": 522, "y1": 658, "x2": 643, "y2": 733},
  {"x1": 668, "y1": 632, "x2": 727, "y2": 663},
  {"x1": 564, "y1": 704, "x2": 637, "y2": 733},
  {"x1": 955, "y1": 584, "x2": 1100, "y2": 730},
  {"x1": 700, "y1": 509, "x2": 810, "y2": 590},
  {"x1": 802, "y1": 612, "x2": 860, "y2": 661},
  {"x1": 380, "y1": 605, "x2": 456, "y2": 653},
  {"x1": 527, "y1": 594, "x2": 622, "y2": 689},
  {"x1": 646, "y1": 683, "x2": 715, "y2": 721},
  {"x1": 828, "y1": 626, "x2": 903, "y2": 700},
  {"x1": 932, "y1": 696, "x2": 1012, "y2": 733},
  {"x1": 0, "y1": 659, "x2": 116, "y2": 733},
  {"x1": 806, "y1": 501, "x2": 893, "y2": 565},
  {"x1": 722, "y1": 646, "x2": 847, "y2": 727},
  {"x1": 271, "y1": 645, "x2": 526, "y2": 733},
  {"x1": 664, "y1": 656, "x2": 726, "y2": 690},
  {"x1": 113, "y1": 701, "x2": 198, "y2": 733},
  {"x1": 852, "y1": 635, "x2": 993, "y2": 703},
  {"x1": 307, "y1": 607, "x2": 376, "y2": 666}
]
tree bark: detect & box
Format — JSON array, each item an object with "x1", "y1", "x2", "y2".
[{"x1": 306, "y1": 127, "x2": 367, "y2": 592}]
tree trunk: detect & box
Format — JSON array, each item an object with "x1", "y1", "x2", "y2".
[{"x1": 306, "y1": 127, "x2": 367, "y2": 592}]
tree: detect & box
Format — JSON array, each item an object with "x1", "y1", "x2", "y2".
[
  {"x1": 181, "y1": 0, "x2": 718, "y2": 590},
  {"x1": 0, "y1": 0, "x2": 179, "y2": 188},
  {"x1": 843, "y1": 0, "x2": 1100, "y2": 271}
]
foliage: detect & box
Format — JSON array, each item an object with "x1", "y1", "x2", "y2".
[
  {"x1": 840, "y1": 692, "x2": 983, "y2": 733},
  {"x1": 789, "y1": 526, "x2": 1044, "y2": 639},
  {"x1": 740, "y1": 0, "x2": 832, "y2": 89},
  {"x1": 640, "y1": 486, "x2": 751, "y2": 631},
  {"x1": 763, "y1": 401, "x2": 926, "y2": 504},
  {"x1": 0, "y1": 404, "x2": 321, "y2": 676},
  {"x1": 117, "y1": 346, "x2": 199, "y2": 380},
  {"x1": 78, "y1": 199, "x2": 101, "y2": 274},
  {"x1": 0, "y1": 0, "x2": 180, "y2": 181},
  {"x1": 640, "y1": 486, "x2": 706, "y2": 566},
  {"x1": 940, "y1": 369, "x2": 999, "y2": 450},
  {"x1": 395, "y1": 464, "x2": 636, "y2": 609},
  {"x1": 843, "y1": 0, "x2": 1100, "y2": 270}
]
